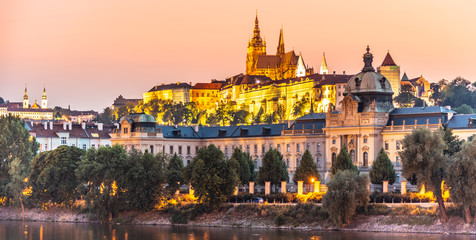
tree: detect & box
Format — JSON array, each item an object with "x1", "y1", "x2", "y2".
[
  {"x1": 454, "y1": 104, "x2": 474, "y2": 114},
  {"x1": 76, "y1": 145, "x2": 129, "y2": 220},
  {"x1": 369, "y1": 148, "x2": 396, "y2": 185},
  {"x1": 29, "y1": 146, "x2": 85, "y2": 206},
  {"x1": 430, "y1": 80, "x2": 446, "y2": 106},
  {"x1": 442, "y1": 77, "x2": 472, "y2": 108},
  {"x1": 331, "y1": 145, "x2": 358, "y2": 176},
  {"x1": 401, "y1": 127, "x2": 448, "y2": 223},
  {"x1": 413, "y1": 98, "x2": 425, "y2": 107},
  {"x1": 183, "y1": 145, "x2": 238, "y2": 210},
  {"x1": 124, "y1": 150, "x2": 166, "y2": 210},
  {"x1": 292, "y1": 96, "x2": 310, "y2": 118},
  {"x1": 166, "y1": 154, "x2": 184, "y2": 195},
  {"x1": 0, "y1": 115, "x2": 39, "y2": 203},
  {"x1": 96, "y1": 107, "x2": 115, "y2": 123},
  {"x1": 440, "y1": 125, "x2": 463, "y2": 157},
  {"x1": 276, "y1": 104, "x2": 286, "y2": 122},
  {"x1": 254, "y1": 107, "x2": 265, "y2": 124},
  {"x1": 230, "y1": 148, "x2": 255, "y2": 186},
  {"x1": 0, "y1": 97, "x2": 4, "y2": 104},
  {"x1": 322, "y1": 170, "x2": 369, "y2": 226},
  {"x1": 6, "y1": 157, "x2": 29, "y2": 221},
  {"x1": 394, "y1": 84, "x2": 416, "y2": 107},
  {"x1": 256, "y1": 148, "x2": 288, "y2": 192},
  {"x1": 231, "y1": 110, "x2": 250, "y2": 126},
  {"x1": 293, "y1": 150, "x2": 320, "y2": 185},
  {"x1": 447, "y1": 141, "x2": 476, "y2": 223}
]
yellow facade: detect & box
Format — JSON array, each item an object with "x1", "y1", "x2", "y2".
[{"x1": 190, "y1": 83, "x2": 222, "y2": 111}]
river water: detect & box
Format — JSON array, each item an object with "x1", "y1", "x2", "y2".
[{"x1": 0, "y1": 221, "x2": 472, "y2": 240}]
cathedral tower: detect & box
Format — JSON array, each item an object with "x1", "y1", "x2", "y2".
[
  {"x1": 246, "y1": 12, "x2": 266, "y2": 75},
  {"x1": 276, "y1": 28, "x2": 285, "y2": 57},
  {"x1": 23, "y1": 86, "x2": 29, "y2": 109},
  {"x1": 41, "y1": 86, "x2": 48, "y2": 109}
]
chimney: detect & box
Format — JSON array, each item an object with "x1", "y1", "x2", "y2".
[
  {"x1": 193, "y1": 125, "x2": 199, "y2": 132},
  {"x1": 63, "y1": 122, "x2": 67, "y2": 130},
  {"x1": 81, "y1": 122, "x2": 86, "y2": 130},
  {"x1": 49, "y1": 121, "x2": 53, "y2": 130},
  {"x1": 333, "y1": 71, "x2": 336, "y2": 75},
  {"x1": 68, "y1": 122, "x2": 72, "y2": 131},
  {"x1": 445, "y1": 106, "x2": 451, "y2": 110},
  {"x1": 343, "y1": 71, "x2": 346, "y2": 75},
  {"x1": 114, "y1": 123, "x2": 119, "y2": 129},
  {"x1": 98, "y1": 123, "x2": 103, "y2": 131},
  {"x1": 44, "y1": 122, "x2": 48, "y2": 130}
]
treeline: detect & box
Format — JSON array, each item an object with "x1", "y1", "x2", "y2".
[{"x1": 97, "y1": 95, "x2": 312, "y2": 126}]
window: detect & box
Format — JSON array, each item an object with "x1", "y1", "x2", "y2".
[
  {"x1": 396, "y1": 156, "x2": 401, "y2": 167},
  {"x1": 45, "y1": 144, "x2": 48, "y2": 151},
  {"x1": 269, "y1": 144, "x2": 272, "y2": 150},
  {"x1": 187, "y1": 160, "x2": 191, "y2": 165},
  {"x1": 91, "y1": 133, "x2": 99, "y2": 138},
  {"x1": 363, "y1": 137, "x2": 368, "y2": 144},
  {"x1": 254, "y1": 145, "x2": 258, "y2": 153},
  {"x1": 385, "y1": 141, "x2": 389, "y2": 150},
  {"x1": 61, "y1": 137, "x2": 67, "y2": 145},
  {"x1": 131, "y1": 145, "x2": 135, "y2": 150},
  {"x1": 187, "y1": 146, "x2": 191, "y2": 155},
  {"x1": 123, "y1": 128, "x2": 128, "y2": 134},
  {"x1": 225, "y1": 146, "x2": 228, "y2": 155},
  {"x1": 297, "y1": 158, "x2": 300, "y2": 167},
  {"x1": 170, "y1": 146, "x2": 174, "y2": 154},
  {"x1": 363, "y1": 152, "x2": 368, "y2": 167},
  {"x1": 178, "y1": 146, "x2": 182, "y2": 154},
  {"x1": 306, "y1": 143, "x2": 310, "y2": 150},
  {"x1": 262, "y1": 145, "x2": 265, "y2": 153},
  {"x1": 246, "y1": 145, "x2": 250, "y2": 153},
  {"x1": 92, "y1": 144, "x2": 96, "y2": 149},
  {"x1": 396, "y1": 140, "x2": 401, "y2": 150},
  {"x1": 82, "y1": 144, "x2": 86, "y2": 150},
  {"x1": 286, "y1": 159, "x2": 290, "y2": 168},
  {"x1": 287, "y1": 144, "x2": 290, "y2": 152},
  {"x1": 277, "y1": 144, "x2": 281, "y2": 152},
  {"x1": 196, "y1": 146, "x2": 199, "y2": 154},
  {"x1": 332, "y1": 139, "x2": 336, "y2": 144},
  {"x1": 72, "y1": 144, "x2": 76, "y2": 147},
  {"x1": 297, "y1": 144, "x2": 301, "y2": 152},
  {"x1": 150, "y1": 145, "x2": 154, "y2": 154},
  {"x1": 239, "y1": 145, "x2": 243, "y2": 150},
  {"x1": 317, "y1": 157, "x2": 321, "y2": 168}
]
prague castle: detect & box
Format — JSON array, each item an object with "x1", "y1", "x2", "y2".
[{"x1": 141, "y1": 14, "x2": 432, "y2": 123}]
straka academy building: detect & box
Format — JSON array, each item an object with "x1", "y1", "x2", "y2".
[{"x1": 111, "y1": 47, "x2": 476, "y2": 184}]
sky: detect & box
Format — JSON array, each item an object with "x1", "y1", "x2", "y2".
[{"x1": 1, "y1": 0, "x2": 475, "y2": 111}]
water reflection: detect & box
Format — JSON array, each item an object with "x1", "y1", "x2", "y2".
[{"x1": 0, "y1": 221, "x2": 474, "y2": 240}]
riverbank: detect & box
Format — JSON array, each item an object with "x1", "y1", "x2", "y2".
[{"x1": 1, "y1": 204, "x2": 475, "y2": 235}]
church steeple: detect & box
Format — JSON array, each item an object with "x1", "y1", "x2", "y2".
[
  {"x1": 23, "y1": 85, "x2": 29, "y2": 109},
  {"x1": 253, "y1": 11, "x2": 260, "y2": 39},
  {"x1": 246, "y1": 11, "x2": 266, "y2": 75},
  {"x1": 277, "y1": 27, "x2": 285, "y2": 56},
  {"x1": 41, "y1": 86, "x2": 48, "y2": 109},
  {"x1": 320, "y1": 52, "x2": 329, "y2": 74}
]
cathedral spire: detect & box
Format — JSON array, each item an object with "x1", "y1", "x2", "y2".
[
  {"x1": 277, "y1": 27, "x2": 285, "y2": 55},
  {"x1": 23, "y1": 85, "x2": 29, "y2": 109},
  {"x1": 23, "y1": 85, "x2": 28, "y2": 100},
  {"x1": 42, "y1": 86, "x2": 47, "y2": 100},
  {"x1": 253, "y1": 11, "x2": 260, "y2": 39},
  {"x1": 320, "y1": 52, "x2": 329, "y2": 74}
]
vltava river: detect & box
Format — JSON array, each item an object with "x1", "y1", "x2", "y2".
[{"x1": 0, "y1": 221, "x2": 472, "y2": 240}]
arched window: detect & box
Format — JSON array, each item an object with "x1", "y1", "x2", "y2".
[
  {"x1": 332, "y1": 152, "x2": 337, "y2": 166},
  {"x1": 350, "y1": 150, "x2": 356, "y2": 163},
  {"x1": 363, "y1": 152, "x2": 368, "y2": 167}
]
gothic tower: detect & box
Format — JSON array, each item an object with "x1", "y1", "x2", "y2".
[
  {"x1": 41, "y1": 86, "x2": 48, "y2": 109},
  {"x1": 276, "y1": 28, "x2": 285, "y2": 57},
  {"x1": 320, "y1": 53, "x2": 329, "y2": 74},
  {"x1": 246, "y1": 13, "x2": 266, "y2": 75},
  {"x1": 23, "y1": 86, "x2": 29, "y2": 109}
]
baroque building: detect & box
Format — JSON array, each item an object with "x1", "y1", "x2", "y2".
[{"x1": 0, "y1": 87, "x2": 54, "y2": 120}]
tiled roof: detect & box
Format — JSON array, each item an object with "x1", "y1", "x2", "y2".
[
  {"x1": 387, "y1": 116, "x2": 444, "y2": 126},
  {"x1": 148, "y1": 83, "x2": 192, "y2": 92},
  {"x1": 447, "y1": 114, "x2": 476, "y2": 129},
  {"x1": 313, "y1": 74, "x2": 353, "y2": 87},
  {"x1": 29, "y1": 122, "x2": 113, "y2": 139},
  {"x1": 192, "y1": 83, "x2": 223, "y2": 90},
  {"x1": 381, "y1": 52, "x2": 397, "y2": 66},
  {"x1": 296, "y1": 113, "x2": 326, "y2": 121},
  {"x1": 159, "y1": 123, "x2": 288, "y2": 139},
  {"x1": 256, "y1": 55, "x2": 280, "y2": 68},
  {"x1": 281, "y1": 51, "x2": 299, "y2": 66},
  {"x1": 389, "y1": 106, "x2": 455, "y2": 115}
]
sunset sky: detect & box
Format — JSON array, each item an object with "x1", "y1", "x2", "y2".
[{"x1": 1, "y1": 0, "x2": 475, "y2": 111}]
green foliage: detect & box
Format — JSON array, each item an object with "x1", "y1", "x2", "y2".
[
  {"x1": 166, "y1": 154, "x2": 184, "y2": 195},
  {"x1": 96, "y1": 107, "x2": 115, "y2": 123},
  {"x1": 322, "y1": 170, "x2": 369, "y2": 226},
  {"x1": 76, "y1": 145, "x2": 130, "y2": 220},
  {"x1": 231, "y1": 110, "x2": 250, "y2": 125},
  {"x1": 454, "y1": 104, "x2": 474, "y2": 114},
  {"x1": 292, "y1": 96, "x2": 310, "y2": 118},
  {"x1": 394, "y1": 84, "x2": 416, "y2": 108},
  {"x1": 401, "y1": 127, "x2": 448, "y2": 222},
  {"x1": 413, "y1": 98, "x2": 425, "y2": 107},
  {"x1": 369, "y1": 148, "x2": 396, "y2": 185},
  {"x1": 124, "y1": 150, "x2": 166, "y2": 210},
  {"x1": 0, "y1": 115, "x2": 39, "y2": 202},
  {"x1": 293, "y1": 150, "x2": 320, "y2": 184},
  {"x1": 440, "y1": 125, "x2": 462, "y2": 157},
  {"x1": 207, "y1": 102, "x2": 236, "y2": 126},
  {"x1": 0, "y1": 97, "x2": 4, "y2": 104},
  {"x1": 29, "y1": 146, "x2": 85, "y2": 207},
  {"x1": 254, "y1": 107, "x2": 265, "y2": 124},
  {"x1": 229, "y1": 148, "x2": 255, "y2": 185},
  {"x1": 446, "y1": 141, "x2": 476, "y2": 223},
  {"x1": 256, "y1": 148, "x2": 288, "y2": 190},
  {"x1": 184, "y1": 144, "x2": 239, "y2": 209},
  {"x1": 330, "y1": 145, "x2": 358, "y2": 176},
  {"x1": 430, "y1": 80, "x2": 446, "y2": 106},
  {"x1": 442, "y1": 77, "x2": 472, "y2": 109},
  {"x1": 6, "y1": 157, "x2": 29, "y2": 206}
]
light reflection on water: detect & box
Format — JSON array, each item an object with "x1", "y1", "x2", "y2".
[{"x1": 0, "y1": 221, "x2": 474, "y2": 240}]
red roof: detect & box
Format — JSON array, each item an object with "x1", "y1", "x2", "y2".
[
  {"x1": 192, "y1": 83, "x2": 223, "y2": 90},
  {"x1": 381, "y1": 52, "x2": 397, "y2": 66}
]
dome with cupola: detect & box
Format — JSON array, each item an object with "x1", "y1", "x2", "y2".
[{"x1": 343, "y1": 46, "x2": 394, "y2": 112}]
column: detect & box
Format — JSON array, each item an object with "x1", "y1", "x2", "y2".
[
  {"x1": 401, "y1": 181, "x2": 407, "y2": 195},
  {"x1": 265, "y1": 181, "x2": 271, "y2": 195},
  {"x1": 383, "y1": 181, "x2": 389, "y2": 193},
  {"x1": 281, "y1": 181, "x2": 287, "y2": 193},
  {"x1": 314, "y1": 181, "x2": 321, "y2": 193},
  {"x1": 249, "y1": 182, "x2": 255, "y2": 194},
  {"x1": 297, "y1": 181, "x2": 303, "y2": 195}
]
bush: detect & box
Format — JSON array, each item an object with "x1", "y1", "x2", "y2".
[
  {"x1": 370, "y1": 192, "x2": 433, "y2": 203},
  {"x1": 227, "y1": 193, "x2": 295, "y2": 203},
  {"x1": 274, "y1": 213, "x2": 286, "y2": 226},
  {"x1": 357, "y1": 204, "x2": 391, "y2": 215}
]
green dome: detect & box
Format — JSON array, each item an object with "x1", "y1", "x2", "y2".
[{"x1": 120, "y1": 113, "x2": 156, "y2": 123}]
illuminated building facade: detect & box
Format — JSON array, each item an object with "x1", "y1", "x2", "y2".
[
  {"x1": 143, "y1": 83, "x2": 192, "y2": 104},
  {"x1": 190, "y1": 82, "x2": 223, "y2": 111},
  {"x1": 0, "y1": 87, "x2": 53, "y2": 120},
  {"x1": 377, "y1": 51, "x2": 400, "y2": 94}
]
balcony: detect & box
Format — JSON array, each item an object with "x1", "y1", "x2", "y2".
[{"x1": 282, "y1": 129, "x2": 323, "y2": 135}]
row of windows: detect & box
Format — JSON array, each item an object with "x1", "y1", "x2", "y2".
[
  {"x1": 193, "y1": 92, "x2": 217, "y2": 98},
  {"x1": 384, "y1": 140, "x2": 401, "y2": 150}
]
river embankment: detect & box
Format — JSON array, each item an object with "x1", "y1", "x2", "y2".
[{"x1": 1, "y1": 204, "x2": 475, "y2": 235}]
